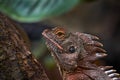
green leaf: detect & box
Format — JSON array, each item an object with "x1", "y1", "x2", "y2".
[{"x1": 0, "y1": 0, "x2": 80, "y2": 22}]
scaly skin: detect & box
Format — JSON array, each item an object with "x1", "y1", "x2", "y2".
[{"x1": 42, "y1": 27, "x2": 120, "y2": 80}]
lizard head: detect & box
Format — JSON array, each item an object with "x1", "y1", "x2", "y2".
[
  {"x1": 42, "y1": 27, "x2": 84, "y2": 71},
  {"x1": 42, "y1": 27, "x2": 107, "y2": 72}
]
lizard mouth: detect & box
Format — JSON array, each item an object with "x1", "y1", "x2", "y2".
[{"x1": 42, "y1": 29, "x2": 64, "y2": 63}]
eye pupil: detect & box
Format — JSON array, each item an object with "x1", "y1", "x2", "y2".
[
  {"x1": 57, "y1": 32, "x2": 64, "y2": 37},
  {"x1": 55, "y1": 31, "x2": 65, "y2": 39},
  {"x1": 69, "y1": 46, "x2": 75, "y2": 53}
]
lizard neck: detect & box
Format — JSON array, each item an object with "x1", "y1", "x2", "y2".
[
  {"x1": 62, "y1": 61, "x2": 119, "y2": 80},
  {"x1": 61, "y1": 61, "x2": 93, "y2": 76},
  {"x1": 61, "y1": 60, "x2": 103, "y2": 80}
]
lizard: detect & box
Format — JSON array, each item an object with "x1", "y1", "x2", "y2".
[{"x1": 42, "y1": 27, "x2": 120, "y2": 80}]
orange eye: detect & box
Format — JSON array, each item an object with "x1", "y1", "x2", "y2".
[
  {"x1": 55, "y1": 31, "x2": 65, "y2": 38},
  {"x1": 53, "y1": 27, "x2": 66, "y2": 39}
]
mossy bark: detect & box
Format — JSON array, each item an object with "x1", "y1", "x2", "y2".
[{"x1": 0, "y1": 13, "x2": 49, "y2": 80}]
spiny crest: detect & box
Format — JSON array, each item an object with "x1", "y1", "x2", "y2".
[
  {"x1": 100, "y1": 66, "x2": 120, "y2": 80},
  {"x1": 76, "y1": 32, "x2": 120, "y2": 79},
  {"x1": 75, "y1": 32, "x2": 107, "y2": 61}
]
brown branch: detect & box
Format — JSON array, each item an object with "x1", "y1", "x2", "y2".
[{"x1": 0, "y1": 13, "x2": 49, "y2": 80}]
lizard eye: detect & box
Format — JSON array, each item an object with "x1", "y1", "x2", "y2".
[
  {"x1": 55, "y1": 31, "x2": 65, "y2": 39},
  {"x1": 69, "y1": 46, "x2": 76, "y2": 53}
]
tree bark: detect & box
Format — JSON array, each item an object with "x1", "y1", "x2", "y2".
[{"x1": 0, "y1": 13, "x2": 49, "y2": 80}]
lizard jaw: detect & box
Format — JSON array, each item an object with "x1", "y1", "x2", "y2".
[{"x1": 42, "y1": 29, "x2": 65, "y2": 75}]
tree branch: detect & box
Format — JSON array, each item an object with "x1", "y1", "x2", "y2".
[{"x1": 0, "y1": 13, "x2": 49, "y2": 80}]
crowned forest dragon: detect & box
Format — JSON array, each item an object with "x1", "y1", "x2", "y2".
[{"x1": 42, "y1": 27, "x2": 120, "y2": 80}]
